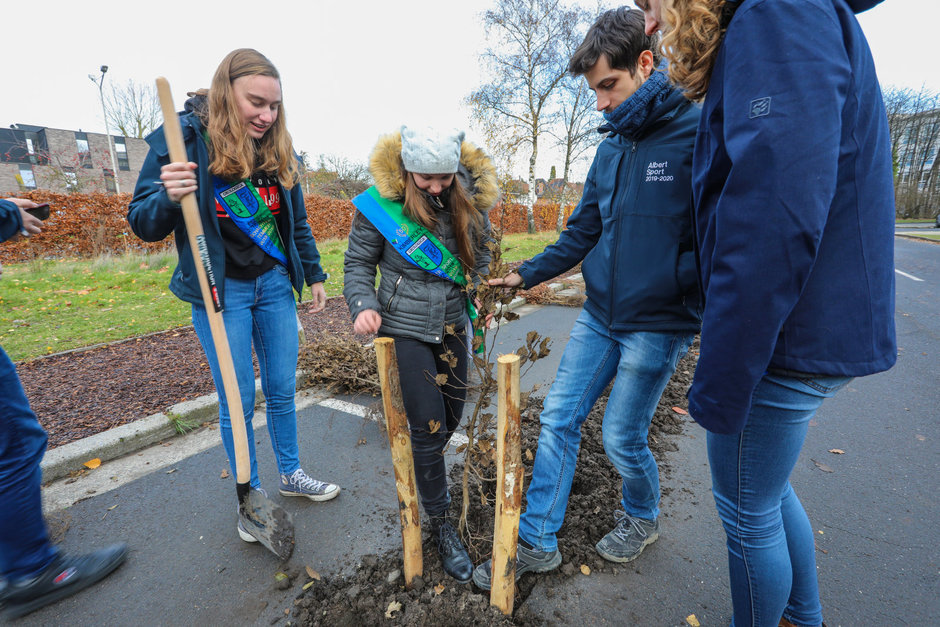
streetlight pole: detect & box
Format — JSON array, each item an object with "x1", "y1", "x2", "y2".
[{"x1": 89, "y1": 65, "x2": 120, "y2": 194}]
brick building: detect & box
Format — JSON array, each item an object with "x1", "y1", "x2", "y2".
[{"x1": 0, "y1": 123, "x2": 149, "y2": 195}]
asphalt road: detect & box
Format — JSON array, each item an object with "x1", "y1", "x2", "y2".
[{"x1": 18, "y1": 238, "x2": 940, "y2": 626}]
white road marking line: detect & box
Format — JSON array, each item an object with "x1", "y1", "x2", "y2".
[
  {"x1": 318, "y1": 398, "x2": 368, "y2": 417},
  {"x1": 895, "y1": 269, "x2": 924, "y2": 282},
  {"x1": 315, "y1": 398, "x2": 470, "y2": 448}
]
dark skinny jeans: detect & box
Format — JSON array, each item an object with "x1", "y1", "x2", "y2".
[{"x1": 381, "y1": 332, "x2": 468, "y2": 517}]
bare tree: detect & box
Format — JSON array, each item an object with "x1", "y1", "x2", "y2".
[
  {"x1": 306, "y1": 154, "x2": 372, "y2": 199},
  {"x1": 105, "y1": 79, "x2": 160, "y2": 139},
  {"x1": 548, "y1": 74, "x2": 602, "y2": 232},
  {"x1": 467, "y1": 0, "x2": 585, "y2": 233},
  {"x1": 883, "y1": 85, "x2": 940, "y2": 218}
]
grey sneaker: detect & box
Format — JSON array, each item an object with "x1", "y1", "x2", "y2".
[
  {"x1": 595, "y1": 511, "x2": 659, "y2": 563},
  {"x1": 472, "y1": 542, "x2": 562, "y2": 590},
  {"x1": 279, "y1": 469, "x2": 340, "y2": 501}
]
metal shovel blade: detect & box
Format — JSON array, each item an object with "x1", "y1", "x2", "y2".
[{"x1": 238, "y1": 486, "x2": 294, "y2": 560}]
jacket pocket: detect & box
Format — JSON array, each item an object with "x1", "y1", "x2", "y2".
[{"x1": 385, "y1": 275, "x2": 403, "y2": 312}]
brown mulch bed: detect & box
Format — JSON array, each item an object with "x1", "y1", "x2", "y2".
[{"x1": 17, "y1": 298, "x2": 355, "y2": 449}]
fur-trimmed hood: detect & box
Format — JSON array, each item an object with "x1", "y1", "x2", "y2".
[{"x1": 369, "y1": 131, "x2": 500, "y2": 213}]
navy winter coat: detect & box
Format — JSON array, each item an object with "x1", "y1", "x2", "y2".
[
  {"x1": 689, "y1": 0, "x2": 897, "y2": 434},
  {"x1": 127, "y1": 111, "x2": 327, "y2": 308},
  {"x1": 0, "y1": 199, "x2": 23, "y2": 243},
  {"x1": 519, "y1": 89, "x2": 701, "y2": 333}
]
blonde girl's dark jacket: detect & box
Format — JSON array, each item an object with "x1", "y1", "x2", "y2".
[{"x1": 343, "y1": 132, "x2": 498, "y2": 343}]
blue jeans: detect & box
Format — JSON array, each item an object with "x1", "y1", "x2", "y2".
[
  {"x1": 0, "y1": 347, "x2": 58, "y2": 582},
  {"x1": 707, "y1": 373, "x2": 851, "y2": 627},
  {"x1": 192, "y1": 265, "x2": 301, "y2": 489},
  {"x1": 519, "y1": 309, "x2": 694, "y2": 551}
]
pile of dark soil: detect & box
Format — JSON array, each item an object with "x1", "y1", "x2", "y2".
[{"x1": 290, "y1": 349, "x2": 697, "y2": 625}]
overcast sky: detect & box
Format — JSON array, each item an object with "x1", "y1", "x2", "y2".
[{"x1": 3, "y1": 0, "x2": 935, "y2": 182}]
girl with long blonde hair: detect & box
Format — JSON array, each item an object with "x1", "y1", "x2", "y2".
[{"x1": 129, "y1": 48, "x2": 340, "y2": 546}]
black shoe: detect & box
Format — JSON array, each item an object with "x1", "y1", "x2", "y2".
[
  {"x1": 431, "y1": 517, "x2": 473, "y2": 583},
  {"x1": 0, "y1": 544, "x2": 128, "y2": 619}
]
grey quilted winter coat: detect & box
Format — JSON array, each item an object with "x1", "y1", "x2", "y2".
[{"x1": 343, "y1": 131, "x2": 499, "y2": 343}]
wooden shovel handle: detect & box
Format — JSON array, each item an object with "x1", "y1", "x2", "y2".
[{"x1": 155, "y1": 77, "x2": 251, "y2": 485}]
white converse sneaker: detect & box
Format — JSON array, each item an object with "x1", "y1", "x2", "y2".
[{"x1": 278, "y1": 469, "x2": 340, "y2": 501}]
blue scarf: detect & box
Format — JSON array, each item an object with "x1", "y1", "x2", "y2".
[{"x1": 602, "y1": 70, "x2": 673, "y2": 140}]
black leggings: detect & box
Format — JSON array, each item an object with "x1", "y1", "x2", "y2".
[{"x1": 381, "y1": 332, "x2": 469, "y2": 517}]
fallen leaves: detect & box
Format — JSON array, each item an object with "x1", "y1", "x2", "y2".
[
  {"x1": 811, "y1": 459, "x2": 834, "y2": 473},
  {"x1": 580, "y1": 564, "x2": 591, "y2": 575},
  {"x1": 220, "y1": 468, "x2": 230, "y2": 479},
  {"x1": 83, "y1": 457, "x2": 101, "y2": 469},
  {"x1": 306, "y1": 566, "x2": 321, "y2": 581},
  {"x1": 686, "y1": 615, "x2": 701, "y2": 626},
  {"x1": 671, "y1": 406, "x2": 689, "y2": 415},
  {"x1": 385, "y1": 600, "x2": 402, "y2": 619},
  {"x1": 828, "y1": 448, "x2": 845, "y2": 455}
]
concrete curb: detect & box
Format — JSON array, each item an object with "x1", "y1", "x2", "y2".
[{"x1": 39, "y1": 273, "x2": 584, "y2": 484}]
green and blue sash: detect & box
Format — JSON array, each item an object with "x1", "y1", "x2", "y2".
[
  {"x1": 212, "y1": 175, "x2": 287, "y2": 265},
  {"x1": 352, "y1": 186, "x2": 483, "y2": 351}
]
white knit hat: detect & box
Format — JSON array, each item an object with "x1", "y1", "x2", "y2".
[{"x1": 400, "y1": 125, "x2": 465, "y2": 174}]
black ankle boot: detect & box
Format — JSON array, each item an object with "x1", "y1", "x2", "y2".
[{"x1": 429, "y1": 515, "x2": 473, "y2": 583}]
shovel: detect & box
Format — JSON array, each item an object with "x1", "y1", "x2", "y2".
[{"x1": 155, "y1": 77, "x2": 294, "y2": 560}]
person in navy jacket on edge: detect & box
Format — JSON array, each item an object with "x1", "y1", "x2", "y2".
[
  {"x1": 637, "y1": 0, "x2": 896, "y2": 625},
  {"x1": 0, "y1": 198, "x2": 127, "y2": 619}
]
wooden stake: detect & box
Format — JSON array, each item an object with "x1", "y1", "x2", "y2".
[
  {"x1": 374, "y1": 337, "x2": 423, "y2": 586},
  {"x1": 491, "y1": 353, "x2": 523, "y2": 615}
]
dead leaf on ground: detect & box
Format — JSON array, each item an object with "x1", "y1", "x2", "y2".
[
  {"x1": 385, "y1": 600, "x2": 402, "y2": 619},
  {"x1": 811, "y1": 459, "x2": 834, "y2": 473},
  {"x1": 525, "y1": 448, "x2": 534, "y2": 461},
  {"x1": 83, "y1": 458, "x2": 101, "y2": 469},
  {"x1": 220, "y1": 468, "x2": 230, "y2": 479},
  {"x1": 306, "y1": 566, "x2": 321, "y2": 581},
  {"x1": 686, "y1": 615, "x2": 701, "y2": 627},
  {"x1": 671, "y1": 406, "x2": 689, "y2": 415},
  {"x1": 434, "y1": 583, "x2": 445, "y2": 595},
  {"x1": 580, "y1": 564, "x2": 591, "y2": 575},
  {"x1": 828, "y1": 448, "x2": 845, "y2": 455}
]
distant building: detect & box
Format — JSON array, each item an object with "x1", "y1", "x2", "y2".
[
  {"x1": 534, "y1": 177, "x2": 585, "y2": 202},
  {"x1": 504, "y1": 178, "x2": 530, "y2": 202},
  {"x1": 0, "y1": 123, "x2": 148, "y2": 194}
]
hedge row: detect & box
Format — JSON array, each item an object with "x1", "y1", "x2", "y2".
[{"x1": 0, "y1": 191, "x2": 573, "y2": 263}]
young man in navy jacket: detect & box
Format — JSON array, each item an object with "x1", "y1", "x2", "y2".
[
  {"x1": 0, "y1": 198, "x2": 127, "y2": 619},
  {"x1": 474, "y1": 7, "x2": 701, "y2": 589}
]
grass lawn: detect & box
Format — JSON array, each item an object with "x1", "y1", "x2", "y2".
[
  {"x1": 1, "y1": 231, "x2": 560, "y2": 362},
  {"x1": 907, "y1": 232, "x2": 940, "y2": 241}
]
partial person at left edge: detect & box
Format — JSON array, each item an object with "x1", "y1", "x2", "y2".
[
  {"x1": 127, "y1": 48, "x2": 340, "y2": 547},
  {"x1": 0, "y1": 197, "x2": 128, "y2": 620}
]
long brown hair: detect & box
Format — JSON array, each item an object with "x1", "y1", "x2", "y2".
[
  {"x1": 402, "y1": 167, "x2": 483, "y2": 271},
  {"x1": 206, "y1": 48, "x2": 299, "y2": 186},
  {"x1": 660, "y1": 0, "x2": 726, "y2": 101}
]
